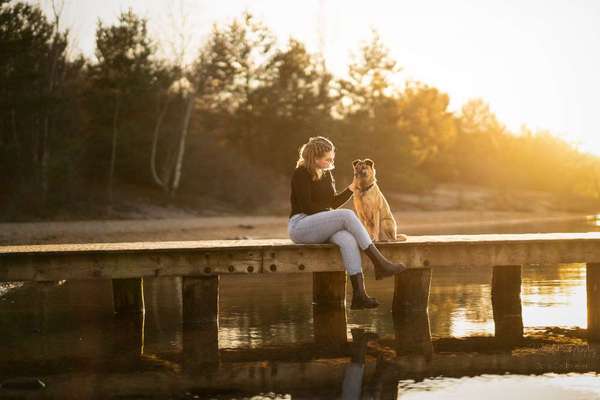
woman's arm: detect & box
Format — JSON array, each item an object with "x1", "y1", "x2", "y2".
[{"x1": 330, "y1": 171, "x2": 353, "y2": 209}]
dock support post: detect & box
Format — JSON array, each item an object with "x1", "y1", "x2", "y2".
[
  {"x1": 313, "y1": 271, "x2": 347, "y2": 307},
  {"x1": 587, "y1": 262, "x2": 600, "y2": 341},
  {"x1": 182, "y1": 275, "x2": 219, "y2": 367},
  {"x1": 313, "y1": 271, "x2": 348, "y2": 348},
  {"x1": 182, "y1": 276, "x2": 219, "y2": 326},
  {"x1": 392, "y1": 268, "x2": 433, "y2": 357},
  {"x1": 112, "y1": 278, "x2": 144, "y2": 315},
  {"x1": 492, "y1": 265, "x2": 523, "y2": 346}
]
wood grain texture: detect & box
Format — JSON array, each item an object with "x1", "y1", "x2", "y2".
[{"x1": 2, "y1": 232, "x2": 600, "y2": 281}]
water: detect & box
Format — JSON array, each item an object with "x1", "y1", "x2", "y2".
[
  {"x1": 396, "y1": 373, "x2": 600, "y2": 399},
  {"x1": 0, "y1": 215, "x2": 599, "y2": 399}
]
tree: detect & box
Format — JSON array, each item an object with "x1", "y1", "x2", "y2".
[
  {"x1": 88, "y1": 8, "x2": 159, "y2": 207},
  {"x1": 0, "y1": 1, "x2": 80, "y2": 214},
  {"x1": 208, "y1": 11, "x2": 278, "y2": 159},
  {"x1": 396, "y1": 81, "x2": 457, "y2": 181},
  {"x1": 251, "y1": 38, "x2": 336, "y2": 173},
  {"x1": 452, "y1": 98, "x2": 508, "y2": 186},
  {"x1": 335, "y1": 28, "x2": 401, "y2": 119}
]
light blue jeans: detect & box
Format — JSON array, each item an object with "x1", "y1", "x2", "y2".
[{"x1": 288, "y1": 209, "x2": 374, "y2": 276}]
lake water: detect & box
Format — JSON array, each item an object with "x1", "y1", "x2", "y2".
[{"x1": 1, "y1": 215, "x2": 600, "y2": 399}]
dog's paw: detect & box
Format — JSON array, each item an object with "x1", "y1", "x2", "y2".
[{"x1": 395, "y1": 233, "x2": 408, "y2": 242}]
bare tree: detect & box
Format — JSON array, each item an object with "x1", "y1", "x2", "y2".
[{"x1": 150, "y1": 0, "x2": 198, "y2": 197}]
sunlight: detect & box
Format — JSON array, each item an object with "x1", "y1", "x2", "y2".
[{"x1": 522, "y1": 285, "x2": 587, "y2": 328}]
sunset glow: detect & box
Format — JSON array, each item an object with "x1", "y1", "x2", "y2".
[{"x1": 39, "y1": 0, "x2": 600, "y2": 155}]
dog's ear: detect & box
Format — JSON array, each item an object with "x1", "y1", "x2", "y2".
[
  {"x1": 364, "y1": 158, "x2": 374, "y2": 167},
  {"x1": 352, "y1": 159, "x2": 361, "y2": 168}
]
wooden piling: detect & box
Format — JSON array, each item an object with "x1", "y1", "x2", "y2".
[
  {"x1": 491, "y1": 265, "x2": 523, "y2": 346},
  {"x1": 313, "y1": 271, "x2": 346, "y2": 307},
  {"x1": 587, "y1": 262, "x2": 600, "y2": 341},
  {"x1": 312, "y1": 271, "x2": 347, "y2": 348},
  {"x1": 392, "y1": 268, "x2": 431, "y2": 313},
  {"x1": 391, "y1": 268, "x2": 433, "y2": 357},
  {"x1": 112, "y1": 278, "x2": 144, "y2": 315},
  {"x1": 182, "y1": 276, "x2": 219, "y2": 326}
]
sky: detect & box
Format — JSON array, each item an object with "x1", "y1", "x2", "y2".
[{"x1": 34, "y1": 0, "x2": 600, "y2": 156}]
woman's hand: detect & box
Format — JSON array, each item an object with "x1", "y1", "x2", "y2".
[{"x1": 348, "y1": 182, "x2": 356, "y2": 193}]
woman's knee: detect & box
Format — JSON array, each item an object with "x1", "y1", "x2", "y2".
[
  {"x1": 331, "y1": 208, "x2": 356, "y2": 221},
  {"x1": 329, "y1": 229, "x2": 358, "y2": 247}
]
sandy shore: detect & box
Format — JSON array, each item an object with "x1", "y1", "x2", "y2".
[{"x1": 0, "y1": 210, "x2": 592, "y2": 246}]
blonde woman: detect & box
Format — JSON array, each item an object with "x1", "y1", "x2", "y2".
[{"x1": 288, "y1": 136, "x2": 407, "y2": 310}]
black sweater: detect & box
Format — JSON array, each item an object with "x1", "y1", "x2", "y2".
[{"x1": 289, "y1": 165, "x2": 353, "y2": 219}]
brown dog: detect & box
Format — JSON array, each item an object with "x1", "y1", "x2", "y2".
[{"x1": 352, "y1": 158, "x2": 407, "y2": 242}]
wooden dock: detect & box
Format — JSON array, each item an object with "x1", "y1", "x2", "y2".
[{"x1": 3, "y1": 232, "x2": 600, "y2": 360}]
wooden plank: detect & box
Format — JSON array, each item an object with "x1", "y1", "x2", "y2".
[
  {"x1": 0, "y1": 249, "x2": 263, "y2": 281},
  {"x1": 3, "y1": 233, "x2": 600, "y2": 281},
  {"x1": 263, "y1": 246, "x2": 344, "y2": 274},
  {"x1": 4, "y1": 232, "x2": 600, "y2": 254}
]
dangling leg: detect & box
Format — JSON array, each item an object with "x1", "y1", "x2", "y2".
[
  {"x1": 328, "y1": 230, "x2": 379, "y2": 309},
  {"x1": 289, "y1": 209, "x2": 406, "y2": 280}
]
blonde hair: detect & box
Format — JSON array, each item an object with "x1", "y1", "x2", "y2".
[{"x1": 295, "y1": 136, "x2": 335, "y2": 181}]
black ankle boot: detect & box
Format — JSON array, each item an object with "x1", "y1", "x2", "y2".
[
  {"x1": 364, "y1": 243, "x2": 407, "y2": 280},
  {"x1": 349, "y1": 273, "x2": 379, "y2": 310}
]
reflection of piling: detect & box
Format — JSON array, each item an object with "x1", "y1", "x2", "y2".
[
  {"x1": 587, "y1": 263, "x2": 600, "y2": 341},
  {"x1": 112, "y1": 278, "x2": 145, "y2": 315},
  {"x1": 392, "y1": 268, "x2": 433, "y2": 357},
  {"x1": 183, "y1": 322, "x2": 220, "y2": 370},
  {"x1": 33, "y1": 281, "x2": 54, "y2": 334},
  {"x1": 181, "y1": 276, "x2": 220, "y2": 368},
  {"x1": 111, "y1": 311, "x2": 145, "y2": 359},
  {"x1": 491, "y1": 265, "x2": 523, "y2": 346},
  {"x1": 313, "y1": 271, "x2": 348, "y2": 348},
  {"x1": 313, "y1": 305, "x2": 348, "y2": 348}
]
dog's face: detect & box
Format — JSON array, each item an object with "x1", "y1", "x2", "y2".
[{"x1": 352, "y1": 158, "x2": 376, "y2": 183}]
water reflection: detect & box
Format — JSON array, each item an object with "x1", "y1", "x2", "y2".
[
  {"x1": 396, "y1": 373, "x2": 600, "y2": 399},
  {"x1": 216, "y1": 262, "x2": 588, "y2": 346}
]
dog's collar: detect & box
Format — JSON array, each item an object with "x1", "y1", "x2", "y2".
[{"x1": 357, "y1": 183, "x2": 375, "y2": 194}]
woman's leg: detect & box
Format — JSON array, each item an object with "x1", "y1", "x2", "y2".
[
  {"x1": 289, "y1": 211, "x2": 379, "y2": 309},
  {"x1": 328, "y1": 230, "x2": 362, "y2": 276},
  {"x1": 288, "y1": 209, "x2": 373, "y2": 250}
]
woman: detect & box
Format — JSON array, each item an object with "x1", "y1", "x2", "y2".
[{"x1": 288, "y1": 136, "x2": 407, "y2": 310}]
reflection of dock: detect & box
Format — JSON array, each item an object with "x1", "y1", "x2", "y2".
[
  {"x1": 3, "y1": 233, "x2": 600, "y2": 353},
  {"x1": 1, "y1": 329, "x2": 599, "y2": 399}
]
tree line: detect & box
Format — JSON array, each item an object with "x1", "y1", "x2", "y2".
[{"x1": 1, "y1": 1, "x2": 599, "y2": 219}]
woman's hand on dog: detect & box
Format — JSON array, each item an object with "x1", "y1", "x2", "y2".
[{"x1": 348, "y1": 182, "x2": 356, "y2": 193}]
